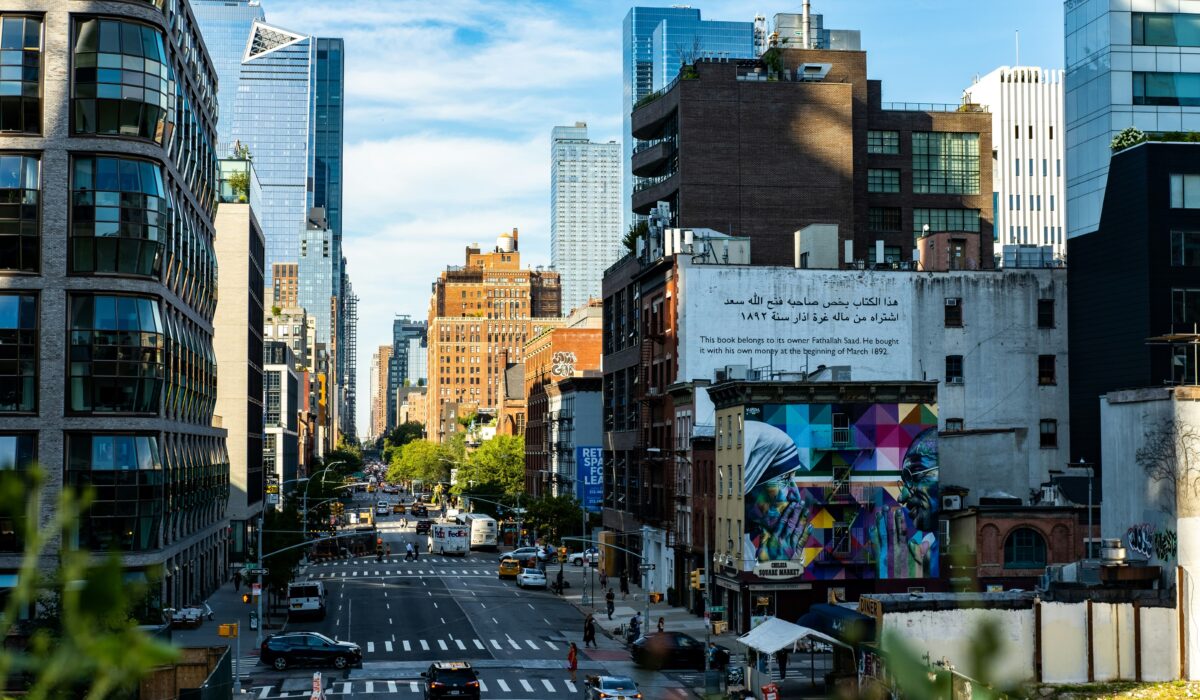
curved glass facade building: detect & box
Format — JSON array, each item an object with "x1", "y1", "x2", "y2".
[{"x1": 0, "y1": 0, "x2": 228, "y2": 614}]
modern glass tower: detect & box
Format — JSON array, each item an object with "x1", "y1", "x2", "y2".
[
  {"x1": 622, "y1": 7, "x2": 755, "y2": 228},
  {"x1": 190, "y1": 0, "x2": 265, "y2": 156},
  {"x1": 387, "y1": 316, "x2": 427, "y2": 431},
  {"x1": 551, "y1": 123, "x2": 621, "y2": 314},
  {"x1": 1065, "y1": 1, "x2": 1200, "y2": 237}
]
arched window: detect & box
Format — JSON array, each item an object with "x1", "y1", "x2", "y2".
[{"x1": 1004, "y1": 527, "x2": 1047, "y2": 568}]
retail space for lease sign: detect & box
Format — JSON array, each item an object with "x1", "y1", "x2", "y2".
[{"x1": 675, "y1": 264, "x2": 915, "y2": 383}]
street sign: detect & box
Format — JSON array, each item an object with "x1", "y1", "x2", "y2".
[
  {"x1": 251, "y1": 583, "x2": 262, "y2": 596},
  {"x1": 310, "y1": 671, "x2": 324, "y2": 700},
  {"x1": 638, "y1": 563, "x2": 655, "y2": 571},
  {"x1": 267, "y1": 493, "x2": 279, "y2": 505},
  {"x1": 246, "y1": 568, "x2": 268, "y2": 576},
  {"x1": 707, "y1": 605, "x2": 726, "y2": 613}
]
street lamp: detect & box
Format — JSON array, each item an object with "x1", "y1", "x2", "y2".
[{"x1": 1070, "y1": 458, "x2": 1095, "y2": 559}]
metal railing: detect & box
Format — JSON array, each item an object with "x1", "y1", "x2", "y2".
[
  {"x1": 633, "y1": 171, "x2": 677, "y2": 193},
  {"x1": 882, "y1": 101, "x2": 989, "y2": 113}
]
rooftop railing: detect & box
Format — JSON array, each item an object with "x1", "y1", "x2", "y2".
[{"x1": 882, "y1": 102, "x2": 989, "y2": 113}]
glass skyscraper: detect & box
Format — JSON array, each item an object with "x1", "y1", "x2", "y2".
[
  {"x1": 622, "y1": 7, "x2": 755, "y2": 228},
  {"x1": 190, "y1": 0, "x2": 265, "y2": 156}
]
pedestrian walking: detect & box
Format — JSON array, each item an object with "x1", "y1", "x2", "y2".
[
  {"x1": 599, "y1": 569, "x2": 607, "y2": 590},
  {"x1": 233, "y1": 571, "x2": 242, "y2": 591},
  {"x1": 567, "y1": 642, "x2": 579, "y2": 682},
  {"x1": 583, "y1": 614, "x2": 597, "y2": 649},
  {"x1": 605, "y1": 588, "x2": 615, "y2": 620},
  {"x1": 657, "y1": 616, "x2": 665, "y2": 633},
  {"x1": 405, "y1": 542, "x2": 414, "y2": 561},
  {"x1": 386, "y1": 545, "x2": 392, "y2": 558},
  {"x1": 619, "y1": 572, "x2": 629, "y2": 599},
  {"x1": 776, "y1": 649, "x2": 788, "y2": 680}
]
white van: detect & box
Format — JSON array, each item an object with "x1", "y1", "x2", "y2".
[
  {"x1": 375, "y1": 500, "x2": 389, "y2": 516},
  {"x1": 428, "y1": 523, "x2": 469, "y2": 556},
  {"x1": 287, "y1": 580, "x2": 326, "y2": 620}
]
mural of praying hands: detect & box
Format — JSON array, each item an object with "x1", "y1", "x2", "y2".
[{"x1": 765, "y1": 499, "x2": 812, "y2": 561}]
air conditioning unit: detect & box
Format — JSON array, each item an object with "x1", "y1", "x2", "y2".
[
  {"x1": 947, "y1": 377, "x2": 964, "y2": 385},
  {"x1": 941, "y1": 494, "x2": 962, "y2": 511},
  {"x1": 945, "y1": 298, "x2": 958, "y2": 307}
]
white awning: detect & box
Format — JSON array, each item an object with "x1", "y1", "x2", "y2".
[{"x1": 736, "y1": 616, "x2": 852, "y2": 655}]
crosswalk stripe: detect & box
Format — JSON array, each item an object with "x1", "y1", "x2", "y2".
[
  {"x1": 385, "y1": 570, "x2": 391, "y2": 575},
  {"x1": 520, "y1": 679, "x2": 534, "y2": 692},
  {"x1": 403, "y1": 640, "x2": 411, "y2": 651},
  {"x1": 335, "y1": 682, "x2": 349, "y2": 693},
  {"x1": 257, "y1": 688, "x2": 270, "y2": 699},
  {"x1": 365, "y1": 681, "x2": 374, "y2": 693},
  {"x1": 490, "y1": 639, "x2": 502, "y2": 649},
  {"x1": 542, "y1": 679, "x2": 556, "y2": 692},
  {"x1": 367, "y1": 642, "x2": 374, "y2": 653},
  {"x1": 420, "y1": 639, "x2": 429, "y2": 651},
  {"x1": 566, "y1": 681, "x2": 577, "y2": 692},
  {"x1": 455, "y1": 639, "x2": 466, "y2": 650},
  {"x1": 497, "y1": 680, "x2": 510, "y2": 692},
  {"x1": 508, "y1": 638, "x2": 521, "y2": 649},
  {"x1": 384, "y1": 641, "x2": 393, "y2": 652},
  {"x1": 525, "y1": 640, "x2": 539, "y2": 650},
  {"x1": 473, "y1": 639, "x2": 485, "y2": 650},
  {"x1": 479, "y1": 679, "x2": 488, "y2": 692},
  {"x1": 545, "y1": 640, "x2": 559, "y2": 650},
  {"x1": 437, "y1": 639, "x2": 448, "y2": 651},
  {"x1": 387, "y1": 681, "x2": 396, "y2": 692},
  {"x1": 409, "y1": 681, "x2": 419, "y2": 692}
]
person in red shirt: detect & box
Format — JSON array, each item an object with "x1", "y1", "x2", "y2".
[{"x1": 567, "y1": 642, "x2": 579, "y2": 682}]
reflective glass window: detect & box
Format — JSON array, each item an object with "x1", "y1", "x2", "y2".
[
  {"x1": 0, "y1": 294, "x2": 34, "y2": 413},
  {"x1": 1171, "y1": 174, "x2": 1200, "y2": 209},
  {"x1": 0, "y1": 16, "x2": 40, "y2": 133},
  {"x1": 867, "y1": 130, "x2": 899, "y2": 154},
  {"x1": 912, "y1": 132, "x2": 981, "y2": 194},
  {"x1": 0, "y1": 433, "x2": 33, "y2": 552},
  {"x1": 1133, "y1": 12, "x2": 1200, "y2": 47},
  {"x1": 72, "y1": 18, "x2": 169, "y2": 142},
  {"x1": 68, "y1": 294, "x2": 164, "y2": 414},
  {"x1": 868, "y1": 207, "x2": 901, "y2": 232},
  {"x1": 913, "y1": 208, "x2": 981, "y2": 237},
  {"x1": 867, "y1": 169, "x2": 900, "y2": 194},
  {"x1": 1133, "y1": 72, "x2": 1200, "y2": 106},
  {"x1": 70, "y1": 155, "x2": 166, "y2": 277},
  {"x1": 66, "y1": 433, "x2": 163, "y2": 551},
  {"x1": 0, "y1": 155, "x2": 37, "y2": 272}
]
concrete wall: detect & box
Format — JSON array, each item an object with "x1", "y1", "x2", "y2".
[{"x1": 885, "y1": 607, "x2": 1035, "y2": 686}]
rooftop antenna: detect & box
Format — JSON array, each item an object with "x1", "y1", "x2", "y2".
[{"x1": 1015, "y1": 29, "x2": 1020, "y2": 67}]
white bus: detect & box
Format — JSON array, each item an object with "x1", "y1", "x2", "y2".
[
  {"x1": 428, "y1": 523, "x2": 469, "y2": 556},
  {"x1": 455, "y1": 513, "x2": 497, "y2": 549},
  {"x1": 287, "y1": 580, "x2": 326, "y2": 620}
]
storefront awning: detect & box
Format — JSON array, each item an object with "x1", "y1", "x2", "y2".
[
  {"x1": 798, "y1": 603, "x2": 877, "y2": 645},
  {"x1": 737, "y1": 616, "x2": 850, "y2": 655}
]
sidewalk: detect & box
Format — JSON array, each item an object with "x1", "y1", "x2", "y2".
[{"x1": 561, "y1": 579, "x2": 740, "y2": 648}]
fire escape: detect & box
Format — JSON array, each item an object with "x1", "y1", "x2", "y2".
[{"x1": 637, "y1": 304, "x2": 673, "y2": 528}]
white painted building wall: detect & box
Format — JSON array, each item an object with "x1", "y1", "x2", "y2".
[
  {"x1": 884, "y1": 607, "x2": 1036, "y2": 686},
  {"x1": 963, "y1": 66, "x2": 1065, "y2": 258}
]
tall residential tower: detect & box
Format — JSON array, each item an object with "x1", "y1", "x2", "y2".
[{"x1": 551, "y1": 123, "x2": 621, "y2": 314}]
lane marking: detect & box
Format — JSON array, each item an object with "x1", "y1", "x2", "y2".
[
  {"x1": 403, "y1": 640, "x2": 411, "y2": 651},
  {"x1": 420, "y1": 640, "x2": 430, "y2": 651},
  {"x1": 566, "y1": 681, "x2": 577, "y2": 692},
  {"x1": 490, "y1": 639, "x2": 501, "y2": 650},
  {"x1": 366, "y1": 642, "x2": 374, "y2": 653},
  {"x1": 437, "y1": 639, "x2": 448, "y2": 651},
  {"x1": 520, "y1": 679, "x2": 534, "y2": 692},
  {"x1": 387, "y1": 681, "x2": 397, "y2": 692},
  {"x1": 455, "y1": 639, "x2": 466, "y2": 650},
  {"x1": 365, "y1": 681, "x2": 374, "y2": 693},
  {"x1": 497, "y1": 680, "x2": 510, "y2": 692},
  {"x1": 545, "y1": 640, "x2": 559, "y2": 650},
  {"x1": 409, "y1": 681, "x2": 418, "y2": 692},
  {"x1": 525, "y1": 639, "x2": 539, "y2": 650},
  {"x1": 384, "y1": 641, "x2": 393, "y2": 652},
  {"x1": 473, "y1": 639, "x2": 484, "y2": 650},
  {"x1": 542, "y1": 679, "x2": 555, "y2": 692},
  {"x1": 478, "y1": 680, "x2": 488, "y2": 693},
  {"x1": 508, "y1": 638, "x2": 521, "y2": 650}
]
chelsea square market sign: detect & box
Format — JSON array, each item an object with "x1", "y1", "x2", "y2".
[{"x1": 676, "y1": 265, "x2": 915, "y2": 383}]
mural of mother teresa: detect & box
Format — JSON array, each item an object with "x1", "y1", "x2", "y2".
[{"x1": 742, "y1": 420, "x2": 813, "y2": 567}]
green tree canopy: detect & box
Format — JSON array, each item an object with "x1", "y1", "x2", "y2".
[
  {"x1": 453, "y1": 434, "x2": 524, "y2": 495},
  {"x1": 387, "y1": 421, "x2": 425, "y2": 449},
  {"x1": 523, "y1": 494, "x2": 583, "y2": 543},
  {"x1": 387, "y1": 439, "x2": 451, "y2": 486}
]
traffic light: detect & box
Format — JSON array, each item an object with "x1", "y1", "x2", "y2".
[
  {"x1": 690, "y1": 569, "x2": 705, "y2": 590},
  {"x1": 558, "y1": 546, "x2": 567, "y2": 559},
  {"x1": 242, "y1": 593, "x2": 251, "y2": 604}
]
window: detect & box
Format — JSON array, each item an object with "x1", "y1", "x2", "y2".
[
  {"x1": 913, "y1": 209, "x2": 981, "y2": 238},
  {"x1": 1171, "y1": 174, "x2": 1200, "y2": 208},
  {"x1": 1173, "y1": 231, "x2": 1200, "y2": 266},
  {"x1": 945, "y1": 355, "x2": 963, "y2": 383},
  {"x1": 1038, "y1": 299, "x2": 1055, "y2": 328},
  {"x1": 944, "y1": 418, "x2": 964, "y2": 432},
  {"x1": 68, "y1": 294, "x2": 164, "y2": 413},
  {"x1": 1133, "y1": 12, "x2": 1200, "y2": 47},
  {"x1": 867, "y1": 130, "x2": 899, "y2": 154},
  {"x1": 1015, "y1": 159, "x2": 1020, "y2": 176},
  {"x1": 1040, "y1": 419, "x2": 1058, "y2": 448},
  {"x1": 1038, "y1": 355, "x2": 1056, "y2": 385},
  {"x1": 1173, "y1": 288, "x2": 1200, "y2": 326},
  {"x1": 867, "y1": 245, "x2": 901, "y2": 265},
  {"x1": 833, "y1": 519, "x2": 851, "y2": 555},
  {"x1": 944, "y1": 298, "x2": 962, "y2": 327},
  {"x1": 912, "y1": 132, "x2": 980, "y2": 194},
  {"x1": 868, "y1": 207, "x2": 901, "y2": 232},
  {"x1": 867, "y1": 169, "x2": 900, "y2": 193},
  {"x1": 1134, "y1": 72, "x2": 1200, "y2": 106},
  {"x1": 65, "y1": 433, "x2": 163, "y2": 551},
  {"x1": 0, "y1": 16, "x2": 41, "y2": 133},
  {"x1": 0, "y1": 155, "x2": 37, "y2": 272},
  {"x1": 1004, "y1": 527, "x2": 1047, "y2": 568},
  {"x1": 0, "y1": 433, "x2": 31, "y2": 551},
  {"x1": 0, "y1": 294, "x2": 35, "y2": 413},
  {"x1": 72, "y1": 18, "x2": 170, "y2": 141},
  {"x1": 832, "y1": 413, "x2": 849, "y2": 446},
  {"x1": 70, "y1": 156, "x2": 166, "y2": 277}
]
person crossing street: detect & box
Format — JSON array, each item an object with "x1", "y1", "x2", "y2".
[{"x1": 605, "y1": 588, "x2": 615, "y2": 620}]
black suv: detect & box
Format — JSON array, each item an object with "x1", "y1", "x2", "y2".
[
  {"x1": 422, "y1": 661, "x2": 480, "y2": 699},
  {"x1": 411, "y1": 504, "x2": 429, "y2": 517},
  {"x1": 415, "y1": 519, "x2": 434, "y2": 534},
  {"x1": 259, "y1": 632, "x2": 362, "y2": 671}
]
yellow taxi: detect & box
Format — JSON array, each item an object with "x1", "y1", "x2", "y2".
[
  {"x1": 392, "y1": 502, "x2": 406, "y2": 515},
  {"x1": 498, "y1": 558, "x2": 520, "y2": 580}
]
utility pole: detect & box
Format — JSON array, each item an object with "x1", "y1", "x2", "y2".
[{"x1": 256, "y1": 512, "x2": 264, "y2": 646}]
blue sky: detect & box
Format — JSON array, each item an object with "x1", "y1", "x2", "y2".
[{"x1": 265, "y1": 0, "x2": 1065, "y2": 436}]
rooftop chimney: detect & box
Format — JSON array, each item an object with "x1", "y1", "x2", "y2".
[{"x1": 802, "y1": 0, "x2": 811, "y2": 49}]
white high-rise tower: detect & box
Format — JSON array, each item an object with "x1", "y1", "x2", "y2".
[
  {"x1": 551, "y1": 123, "x2": 621, "y2": 315},
  {"x1": 963, "y1": 66, "x2": 1066, "y2": 261}
]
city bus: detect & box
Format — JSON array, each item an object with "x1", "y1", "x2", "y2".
[{"x1": 455, "y1": 513, "x2": 497, "y2": 550}]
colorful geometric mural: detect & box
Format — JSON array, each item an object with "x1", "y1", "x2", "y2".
[{"x1": 742, "y1": 402, "x2": 939, "y2": 581}]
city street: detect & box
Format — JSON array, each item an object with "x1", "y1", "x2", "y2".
[{"x1": 243, "y1": 501, "x2": 691, "y2": 699}]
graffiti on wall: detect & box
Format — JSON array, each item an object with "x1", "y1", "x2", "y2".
[
  {"x1": 551, "y1": 351, "x2": 576, "y2": 377},
  {"x1": 1126, "y1": 522, "x2": 1177, "y2": 561},
  {"x1": 743, "y1": 402, "x2": 939, "y2": 581}
]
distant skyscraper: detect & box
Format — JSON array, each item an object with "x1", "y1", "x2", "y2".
[
  {"x1": 388, "y1": 316, "x2": 427, "y2": 431},
  {"x1": 963, "y1": 66, "x2": 1066, "y2": 260},
  {"x1": 190, "y1": 0, "x2": 265, "y2": 155},
  {"x1": 622, "y1": 7, "x2": 755, "y2": 227},
  {"x1": 551, "y1": 123, "x2": 621, "y2": 314},
  {"x1": 1065, "y1": 1, "x2": 1200, "y2": 237},
  {"x1": 371, "y1": 344, "x2": 393, "y2": 439},
  {"x1": 298, "y1": 209, "x2": 335, "y2": 346}
]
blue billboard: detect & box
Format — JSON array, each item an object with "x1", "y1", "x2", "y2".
[{"x1": 575, "y1": 446, "x2": 604, "y2": 513}]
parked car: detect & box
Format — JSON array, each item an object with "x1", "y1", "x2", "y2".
[
  {"x1": 497, "y1": 558, "x2": 520, "y2": 580},
  {"x1": 259, "y1": 632, "x2": 362, "y2": 671},
  {"x1": 422, "y1": 661, "x2": 481, "y2": 699},
  {"x1": 569, "y1": 548, "x2": 599, "y2": 566},
  {"x1": 629, "y1": 632, "x2": 709, "y2": 671},
  {"x1": 582, "y1": 675, "x2": 642, "y2": 699},
  {"x1": 515, "y1": 568, "x2": 546, "y2": 589},
  {"x1": 415, "y1": 519, "x2": 434, "y2": 535},
  {"x1": 499, "y1": 547, "x2": 539, "y2": 563}
]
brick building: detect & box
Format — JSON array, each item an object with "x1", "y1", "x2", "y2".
[
  {"x1": 425, "y1": 231, "x2": 562, "y2": 442},
  {"x1": 271, "y1": 262, "x2": 299, "y2": 307},
  {"x1": 630, "y1": 49, "x2": 993, "y2": 269},
  {"x1": 523, "y1": 302, "x2": 603, "y2": 496}
]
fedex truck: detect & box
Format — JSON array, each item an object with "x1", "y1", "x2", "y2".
[{"x1": 428, "y1": 523, "x2": 469, "y2": 556}]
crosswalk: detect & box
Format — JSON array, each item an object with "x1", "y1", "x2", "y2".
[
  {"x1": 315, "y1": 568, "x2": 500, "y2": 578},
  {"x1": 357, "y1": 635, "x2": 561, "y2": 655},
  {"x1": 251, "y1": 677, "x2": 584, "y2": 697},
  {"x1": 312, "y1": 557, "x2": 497, "y2": 567}
]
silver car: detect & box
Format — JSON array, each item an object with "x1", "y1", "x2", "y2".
[{"x1": 583, "y1": 675, "x2": 641, "y2": 699}]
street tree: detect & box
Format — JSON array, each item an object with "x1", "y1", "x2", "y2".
[
  {"x1": 523, "y1": 494, "x2": 583, "y2": 543},
  {"x1": 456, "y1": 435, "x2": 524, "y2": 495},
  {"x1": 388, "y1": 439, "x2": 450, "y2": 487}
]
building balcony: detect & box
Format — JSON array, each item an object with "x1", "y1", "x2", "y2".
[
  {"x1": 631, "y1": 140, "x2": 676, "y2": 177},
  {"x1": 632, "y1": 171, "x2": 679, "y2": 215},
  {"x1": 631, "y1": 88, "x2": 677, "y2": 141}
]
